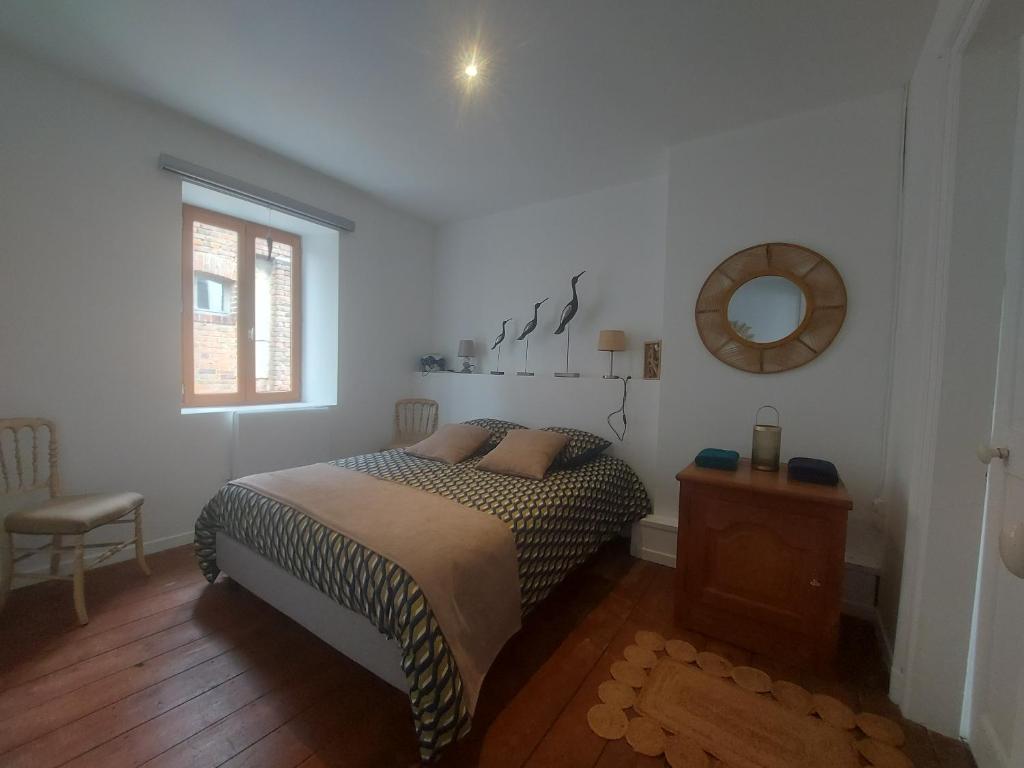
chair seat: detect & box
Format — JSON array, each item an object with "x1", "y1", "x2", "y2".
[{"x1": 4, "y1": 492, "x2": 144, "y2": 535}]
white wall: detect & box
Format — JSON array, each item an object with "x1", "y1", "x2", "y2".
[
  {"x1": 432, "y1": 176, "x2": 668, "y2": 380},
  {"x1": 655, "y1": 90, "x2": 906, "y2": 524},
  {"x1": 421, "y1": 176, "x2": 667, "y2": 493},
  {"x1": 423, "y1": 90, "x2": 906, "y2": 568},
  {"x1": 0, "y1": 47, "x2": 436, "y2": 556}
]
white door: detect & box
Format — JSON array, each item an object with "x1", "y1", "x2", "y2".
[{"x1": 968, "y1": 42, "x2": 1024, "y2": 768}]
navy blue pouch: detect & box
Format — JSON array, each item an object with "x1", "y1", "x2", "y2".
[{"x1": 787, "y1": 457, "x2": 839, "y2": 485}]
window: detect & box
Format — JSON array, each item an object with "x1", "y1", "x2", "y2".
[
  {"x1": 182, "y1": 204, "x2": 302, "y2": 406},
  {"x1": 194, "y1": 274, "x2": 233, "y2": 314}
]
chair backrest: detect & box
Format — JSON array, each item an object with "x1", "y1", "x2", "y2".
[
  {"x1": 393, "y1": 399, "x2": 439, "y2": 442},
  {"x1": 0, "y1": 418, "x2": 60, "y2": 498}
]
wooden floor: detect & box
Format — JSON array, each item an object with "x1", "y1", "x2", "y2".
[{"x1": 0, "y1": 542, "x2": 975, "y2": 768}]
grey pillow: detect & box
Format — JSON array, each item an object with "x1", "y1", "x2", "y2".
[
  {"x1": 543, "y1": 426, "x2": 612, "y2": 468},
  {"x1": 462, "y1": 418, "x2": 526, "y2": 452}
]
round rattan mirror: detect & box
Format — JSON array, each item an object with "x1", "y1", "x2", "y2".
[{"x1": 695, "y1": 242, "x2": 846, "y2": 373}]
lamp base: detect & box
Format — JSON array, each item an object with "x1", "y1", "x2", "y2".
[
  {"x1": 516, "y1": 372, "x2": 535, "y2": 377},
  {"x1": 490, "y1": 371, "x2": 505, "y2": 375},
  {"x1": 554, "y1": 372, "x2": 580, "y2": 378}
]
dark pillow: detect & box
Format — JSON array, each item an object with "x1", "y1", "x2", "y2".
[
  {"x1": 461, "y1": 418, "x2": 526, "y2": 452},
  {"x1": 542, "y1": 426, "x2": 612, "y2": 468}
]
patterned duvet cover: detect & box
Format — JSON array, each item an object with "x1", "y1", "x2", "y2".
[{"x1": 195, "y1": 448, "x2": 651, "y2": 761}]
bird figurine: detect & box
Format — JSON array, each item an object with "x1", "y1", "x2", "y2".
[
  {"x1": 554, "y1": 270, "x2": 586, "y2": 335},
  {"x1": 491, "y1": 318, "x2": 512, "y2": 349},
  {"x1": 517, "y1": 298, "x2": 548, "y2": 340},
  {"x1": 516, "y1": 298, "x2": 548, "y2": 376},
  {"x1": 490, "y1": 318, "x2": 512, "y2": 375}
]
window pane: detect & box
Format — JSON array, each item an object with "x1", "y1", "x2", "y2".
[
  {"x1": 191, "y1": 221, "x2": 239, "y2": 395},
  {"x1": 254, "y1": 237, "x2": 294, "y2": 393}
]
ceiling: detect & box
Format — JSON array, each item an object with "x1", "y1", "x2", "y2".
[{"x1": 0, "y1": 0, "x2": 936, "y2": 223}]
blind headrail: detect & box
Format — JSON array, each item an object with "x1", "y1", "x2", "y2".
[{"x1": 159, "y1": 154, "x2": 355, "y2": 233}]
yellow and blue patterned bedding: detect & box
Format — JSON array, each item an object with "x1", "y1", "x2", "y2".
[{"x1": 194, "y1": 448, "x2": 650, "y2": 761}]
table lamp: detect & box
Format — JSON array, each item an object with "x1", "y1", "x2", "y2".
[
  {"x1": 457, "y1": 339, "x2": 476, "y2": 373},
  {"x1": 598, "y1": 330, "x2": 626, "y2": 378}
]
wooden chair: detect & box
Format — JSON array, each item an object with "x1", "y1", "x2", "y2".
[
  {"x1": 389, "y1": 399, "x2": 439, "y2": 449},
  {"x1": 0, "y1": 418, "x2": 149, "y2": 625}
]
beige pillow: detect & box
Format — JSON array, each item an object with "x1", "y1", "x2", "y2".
[
  {"x1": 405, "y1": 423, "x2": 490, "y2": 464},
  {"x1": 476, "y1": 429, "x2": 570, "y2": 480}
]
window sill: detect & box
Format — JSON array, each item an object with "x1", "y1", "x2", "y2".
[{"x1": 181, "y1": 402, "x2": 335, "y2": 416}]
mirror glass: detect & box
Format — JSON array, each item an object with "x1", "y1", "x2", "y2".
[{"x1": 727, "y1": 276, "x2": 806, "y2": 343}]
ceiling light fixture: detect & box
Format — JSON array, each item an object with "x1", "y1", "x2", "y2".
[{"x1": 464, "y1": 62, "x2": 478, "y2": 78}]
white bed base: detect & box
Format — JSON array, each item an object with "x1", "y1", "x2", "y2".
[{"x1": 216, "y1": 532, "x2": 407, "y2": 691}]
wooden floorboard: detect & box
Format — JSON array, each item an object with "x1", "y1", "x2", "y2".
[{"x1": 0, "y1": 542, "x2": 976, "y2": 768}]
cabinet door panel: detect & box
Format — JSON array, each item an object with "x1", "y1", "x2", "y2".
[{"x1": 688, "y1": 496, "x2": 830, "y2": 632}]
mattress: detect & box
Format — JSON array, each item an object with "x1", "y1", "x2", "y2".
[{"x1": 194, "y1": 448, "x2": 651, "y2": 761}]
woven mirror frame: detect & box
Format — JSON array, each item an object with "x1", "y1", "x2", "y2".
[{"x1": 695, "y1": 242, "x2": 847, "y2": 374}]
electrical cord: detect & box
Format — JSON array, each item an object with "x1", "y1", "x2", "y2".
[{"x1": 607, "y1": 375, "x2": 631, "y2": 441}]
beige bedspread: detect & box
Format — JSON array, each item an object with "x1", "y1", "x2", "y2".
[{"x1": 231, "y1": 462, "x2": 521, "y2": 711}]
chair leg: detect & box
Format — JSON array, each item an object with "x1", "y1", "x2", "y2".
[
  {"x1": 0, "y1": 532, "x2": 12, "y2": 614},
  {"x1": 50, "y1": 534, "x2": 62, "y2": 576},
  {"x1": 73, "y1": 536, "x2": 88, "y2": 625},
  {"x1": 134, "y1": 507, "x2": 150, "y2": 576}
]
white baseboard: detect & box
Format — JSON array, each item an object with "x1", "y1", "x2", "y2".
[
  {"x1": 877, "y1": 613, "x2": 895, "y2": 670},
  {"x1": 638, "y1": 547, "x2": 676, "y2": 567},
  {"x1": 631, "y1": 515, "x2": 677, "y2": 567},
  {"x1": 8, "y1": 529, "x2": 194, "y2": 589}
]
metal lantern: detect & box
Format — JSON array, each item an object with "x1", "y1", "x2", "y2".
[{"x1": 751, "y1": 405, "x2": 781, "y2": 471}]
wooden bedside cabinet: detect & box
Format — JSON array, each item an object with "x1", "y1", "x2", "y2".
[{"x1": 675, "y1": 459, "x2": 852, "y2": 669}]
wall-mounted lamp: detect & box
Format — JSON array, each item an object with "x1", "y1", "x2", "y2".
[
  {"x1": 598, "y1": 330, "x2": 630, "y2": 441},
  {"x1": 457, "y1": 339, "x2": 476, "y2": 373},
  {"x1": 598, "y1": 330, "x2": 627, "y2": 379}
]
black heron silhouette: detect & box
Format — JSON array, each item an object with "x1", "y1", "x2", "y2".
[
  {"x1": 491, "y1": 318, "x2": 513, "y2": 349},
  {"x1": 516, "y1": 299, "x2": 548, "y2": 375},
  {"x1": 489, "y1": 318, "x2": 513, "y2": 374},
  {"x1": 517, "y1": 299, "x2": 548, "y2": 341},
  {"x1": 553, "y1": 270, "x2": 586, "y2": 335}
]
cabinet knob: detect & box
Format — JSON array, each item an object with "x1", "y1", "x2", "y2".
[{"x1": 809, "y1": 578, "x2": 822, "y2": 588}]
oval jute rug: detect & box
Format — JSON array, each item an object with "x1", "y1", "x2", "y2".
[
  {"x1": 731, "y1": 665, "x2": 772, "y2": 693},
  {"x1": 624, "y1": 644, "x2": 659, "y2": 669},
  {"x1": 587, "y1": 703, "x2": 628, "y2": 740},
  {"x1": 856, "y1": 737, "x2": 915, "y2": 768},
  {"x1": 812, "y1": 693, "x2": 857, "y2": 730},
  {"x1": 771, "y1": 679, "x2": 814, "y2": 715},
  {"x1": 664, "y1": 732, "x2": 710, "y2": 768},
  {"x1": 695, "y1": 651, "x2": 732, "y2": 677},
  {"x1": 635, "y1": 630, "x2": 667, "y2": 651},
  {"x1": 586, "y1": 630, "x2": 916, "y2": 768},
  {"x1": 610, "y1": 660, "x2": 646, "y2": 688},
  {"x1": 856, "y1": 712, "x2": 906, "y2": 746},
  {"x1": 625, "y1": 716, "x2": 666, "y2": 757},
  {"x1": 665, "y1": 638, "x2": 698, "y2": 663},
  {"x1": 597, "y1": 679, "x2": 636, "y2": 709}
]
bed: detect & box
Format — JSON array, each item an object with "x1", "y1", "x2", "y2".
[{"x1": 194, "y1": 442, "x2": 651, "y2": 762}]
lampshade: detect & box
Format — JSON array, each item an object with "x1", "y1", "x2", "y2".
[
  {"x1": 598, "y1": 330, "x2": 626, "y2": 352},
  {"x1": 458, "y1": 339, "x2": 476, "y2": 357}
]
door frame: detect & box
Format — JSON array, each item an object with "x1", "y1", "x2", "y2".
[{"x1": 887, "y1": 0, "x2": 993, "y2": 733}]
